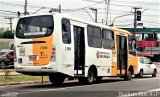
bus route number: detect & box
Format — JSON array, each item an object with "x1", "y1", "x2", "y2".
[{"x1": 65, "y1": 47, "x2": 71, "y2": 51}]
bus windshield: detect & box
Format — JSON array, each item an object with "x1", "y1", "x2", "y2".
[{"x1": 16, "y1": 15, "x2": 54, "y2": 38}]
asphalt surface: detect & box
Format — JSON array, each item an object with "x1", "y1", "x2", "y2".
[
  {"x1": 0, "y1": 63, "x2": 160, "y2": 97},
  {"x1": 0, "y1": 74, "x2": 160, "y2": 97}
]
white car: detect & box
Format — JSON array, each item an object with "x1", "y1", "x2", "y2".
[{"x1": 135, "y1": 56, "x2": 157, "y2": 78}]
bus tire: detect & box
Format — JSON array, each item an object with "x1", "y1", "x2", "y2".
[
  {"x1": 78, "y1": 69, "x2": 96, "y2": 84},
  {"x1": 86, "y1": 69, "x2": 96, "y2": 84},
  {"x1": 124, "y1": 70, "x2": 132, "y2": 81},
  {"x1": 49, "y1": 74, "x2": 65, "y2": 86}
]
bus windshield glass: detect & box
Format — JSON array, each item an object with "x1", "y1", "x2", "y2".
[{"x1": 16, "y1": 15, "x2": 54, "y2": 38}]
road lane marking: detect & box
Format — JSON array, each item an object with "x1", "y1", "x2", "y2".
[
  {"x1": 131, "y1": 76, "x2": 160, "y2": 81},
  {"x1": 117, "y1": 88, "x2": 160, "y2": 97},
  {"x1": 149, "y1": 88, "x2": 160, "y2": 92},
  {"x1": 17, "y1": 84, "x2": 94, "y2": 95}
]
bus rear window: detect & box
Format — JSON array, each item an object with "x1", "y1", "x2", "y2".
[{"x1": 16, "y1": 15, "x2": 54, "y2": 38}]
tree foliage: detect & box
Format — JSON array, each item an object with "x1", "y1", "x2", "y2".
[
  {"x1": 145, "y1": 33, "x2": 158, "y2": 41},
  {"x1": 0, "y1": 27, "x2": 14, "y2": 39}
]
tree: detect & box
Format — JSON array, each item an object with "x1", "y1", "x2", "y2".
[
  {"x1": 145, "y1": 33, "x2": 158, "y2": 41},
  {"x1": 2, "y1": 30, "x2": 14, "y2": 39},
  {"x1": 0, "y1": 27, "x2": 5, "y2": 38},
  {"x1": 0, "y1": 27, "x2": 14, "y2": 39}
]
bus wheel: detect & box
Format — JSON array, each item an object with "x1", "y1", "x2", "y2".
[
  {"x1": 49, "y1": 74, "x2": 65, "y2": 86},
  {"x1": 86, "y1": 69, "x2": 96, "y2": 84},
  {"x1": 78, "y1": 69, "x2": 96, "y2": 84},
  {"x1": 124, "y1": 70, "x2": 132, "y2": 81}
]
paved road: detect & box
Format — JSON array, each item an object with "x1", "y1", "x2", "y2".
[{"x1": 0, "y1": 75, "x2": 160, "y2": 97}]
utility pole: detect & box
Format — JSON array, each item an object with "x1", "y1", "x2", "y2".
[
  {"x1": 102, "y1": 19, "x2": 104, "y2": 25},
  {"x1": 133, "y1": 7, "x2": 141, "y2": 37},
  {"x1": 59, "y1": 4, "x2": 61, "y2": 13},
  {"x1": 89, "y1": 7, "x2": 98, "y2": 23},
  {"x1": 106, "y1": 0, "x2": 110, "y2": 25},
  {"x1": 5, "y1": 17, "x2": 13, "y2": 32},
  {"x1": 24, "y1": 0, "x2": 28, "y2": 15}
]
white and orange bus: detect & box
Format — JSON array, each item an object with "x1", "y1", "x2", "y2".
[{"x1": 14, "y1": 13, "x2": 138, "y2": 85}]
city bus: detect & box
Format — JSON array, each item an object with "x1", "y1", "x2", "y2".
[{"x1": 14, "y1": 13, "x2": 138, "y2": 85}]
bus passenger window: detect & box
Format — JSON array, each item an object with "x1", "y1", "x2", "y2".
[
  {"x1": 102, "y1": 29, "x2": 114, "y2": 49},
  {"x1": 87, "y1": 25, "x2": 102, "y2": 48},
  {"x1": 62, "y1": 19, "x2": 71, "y2": 44}
]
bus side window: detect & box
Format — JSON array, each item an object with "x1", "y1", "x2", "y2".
[
  {"x1": 102, "y1": 29, "x2": 115, "y2": 49},
  {"x1": 62, "y1": 19, "x2": 71, "y2": 44},
  {"x1": 87, "y1": 25, "x2": 102, "y2": 48}
]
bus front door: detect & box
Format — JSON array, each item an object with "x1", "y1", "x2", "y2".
[
  {"x1": 117, "y1": 36, "x2": 128, "y2": 75},
  {"x1": 73, "y1": 26, "x2": 85, "y2": 75}
]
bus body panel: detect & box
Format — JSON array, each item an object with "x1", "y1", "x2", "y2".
[
  {"x1": 54, "y1": 15, "x2": 75, "y2": 76},
  {"x1": 85, "y1": 47, "x2": 112, "y2": 76},
  {"x1": 14, "y1": 13, "x2": 138, "y2": 79}
]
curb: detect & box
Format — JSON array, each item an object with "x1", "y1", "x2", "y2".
[
  {"x1": 0, "y1": 81, "x2": 50, "y2": 86},
  {"x1": 0, "y1": 79, "x2": 76, "y2": 87},
  {"x1": 0, "y1": 79, "x2": 78, "y2": 87}
]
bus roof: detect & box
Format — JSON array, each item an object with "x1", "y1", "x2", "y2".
[{"x1": 19, "y1": 13, "x2": 132, "y2": 35}]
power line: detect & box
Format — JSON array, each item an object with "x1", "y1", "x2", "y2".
[
  {"x1": 83, "y1": 0, "x2": 160, "y2": 12},
  {"x1": 83, "y1": 9, "x2": 95, "y2": 22},
  {"x1": 0, "y1": 10, "x2": 17, "y2": 14},
  {"x1": 83, "y1": 0, "x2": 134, "y2": 7},
  {"x1": 0, "y1": 2, "x2": 24, "y2": 7},
  {"x1": 0, "y1": 2, "x2": 46, "y2": 8},
  {"x1": 5, "y1": 17, "x2": 14, "y2": 32},
  {"x1": 0, "y1": 13, "x2": 16, "y2": 16},
  {"x1": 112, "y1": 0, "x2": 160, "y2": 6},
  {"x1": 0, "y1": 15, "x2": 17, "y2": 18},
  {"x1": 1, "y1": 1, "x2": 160, "y2": 12},
  {"x1": 62, "y1": 0, "x2": 105, "y2": 13},
  {"x1": 89, "y1": 7, "x2": 98, "y2": 23}
]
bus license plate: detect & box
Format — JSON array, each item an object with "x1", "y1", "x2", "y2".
[{"x1": 29, "y1": 56, "x2": 37, "y2": 61}]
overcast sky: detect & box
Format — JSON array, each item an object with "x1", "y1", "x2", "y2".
[{"x1": 0, "y1": 0, "x2": 160, "y2": 29}]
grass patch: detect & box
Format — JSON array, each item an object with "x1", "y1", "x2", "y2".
[
  {"x1": 0, "y1": 69, "x2": 16, "y2": 72},
  {"x1": 0, "y1": 75, "x2": 49, "y2": 84}
]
